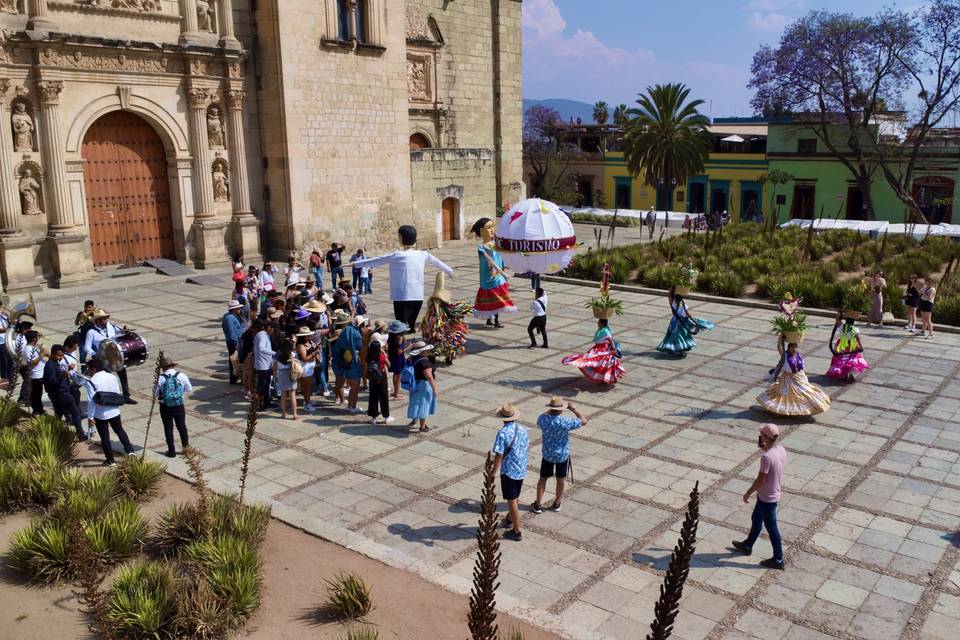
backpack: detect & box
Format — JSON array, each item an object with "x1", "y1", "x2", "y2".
[
  {"x1": 160, "y1": 373, "x2": 185, "y2": 407},
  {"x1": 399, "y1": 362, "x2": 416, "y2": 391},
  {"x1": 354, "y1": 295, "x2": 367, "y2": 316},
  {"x1": 289, "y1": 358, "x2": 303, "y2": 381}
]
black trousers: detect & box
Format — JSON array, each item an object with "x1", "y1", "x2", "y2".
[
  {"x1": 393, "y1": 300, "x2": 423, "y2": 332},
  {"x1": 117, "y1": 368, "x2": 131, "y2": 398},
  {"x1": 367, "y1": 379, "x2": 390, "y2": 418},
  {"x1": 29, "y1": 377, "x2": 45, "y2": 415},
  {"x1": 226, "y1": 340, "x2": 238, "y2": 384},
  {"x1": 255, "y1": 369, "x2": 273, "y2": 408},
  {"x1": 17, "y1": 367, "x2": 30, "y2": 403},
  {"x1": 528, "y1": 315, "x2": 548, "y2": 347},
  {"x1": 0, "y1": 345, "x2": 12, "y2": 380},
  {"x1": 160, "y1": 403, "x2": 189, "y2": 453},
  {"x1": 94, "y1": 415, "x2": 133, "y2": 463},
  {"x1": 52, "y1": 393, "x2": 84, "y2": 438}
]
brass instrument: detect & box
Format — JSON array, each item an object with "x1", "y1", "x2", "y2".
[{"x1": 5, "y1": 294, "x2": 37, "y2": 360}]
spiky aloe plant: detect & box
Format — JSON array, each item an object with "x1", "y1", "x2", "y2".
[
  {"x1": 238, "y1": 398, "x2": 259, "y2": 503},
  {"x1": 140, "y1": 350, "x2": 164, "y2": 460},
  {"x1": 468, "y1": 452, "x2": 501, "y2": 640},
  {"x1": 646, "y1": 481, "x2": 699, "y2": 640}
]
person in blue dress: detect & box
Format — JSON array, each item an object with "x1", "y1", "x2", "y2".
[
  {"x1": 406, "y1": 340, "x2": 438, "y2": 433},
  {"x1": 657, "y1": 286, "x2": 715, "y2": 355},
  {"x1": 471, "y1": 217, "x2": 517, "y2": 327}
]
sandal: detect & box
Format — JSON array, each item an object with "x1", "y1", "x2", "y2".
[{"x1": 419, "y1": 425, "x2": 431, "y2": 433}]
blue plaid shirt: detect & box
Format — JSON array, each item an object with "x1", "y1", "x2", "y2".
[
  {"x1": 492, "y1": 421, "x2": 529, "y2": 481},
  {"x1": 536, "y1": 414, "x2": 582, "y2": 463}
]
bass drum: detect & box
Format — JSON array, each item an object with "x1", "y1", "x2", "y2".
[{"x1": 97, "y1": 332, "x2": 149, "y2": 373}]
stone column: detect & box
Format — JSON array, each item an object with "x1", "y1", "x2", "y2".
[
  {"x1": 225, "y1": 88, "x2": 260, "y2": 261},
  {"x1": 36, "y1": 81, "x2": 71, "y2": 232},
  {"x1": 219, "y1": 0, "x2": 241, "y2": 49},
  {"x1": 179, "y1": 0, "x2": 203, "y2": 45},
  {"x1": 186, "y1": 86, "x2": 214, "y2": 218},
  {"x1": 27, "y1": 0, "x2": 58, "y2": 32},
  {"x1": 0, "y1": 80, "x2": 21, "y2": 235}
]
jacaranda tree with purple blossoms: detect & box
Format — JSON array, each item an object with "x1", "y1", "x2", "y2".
[{"x1": 749, "y1": 1, "x2": 960, "y2": 223}]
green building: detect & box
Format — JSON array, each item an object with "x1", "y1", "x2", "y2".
[{"x1": 766, "y1": 115, "x2": 960, "y2": 223}]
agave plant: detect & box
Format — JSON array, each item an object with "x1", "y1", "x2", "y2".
[
  {"x1": 8, "y1": 518, "x2": 73, "y2": 582},
  {"x1": 0, "y1": 428, "x2": 25, "y2": 460},
  {"x1": 0, "y1": 397, "x2": 26, "y2": 429},
  {"x1": 53, "y1": 489, "x2": 102, "y2": 523},
  {"x1": 184, "y1": 535, "x2": 263, "y2": 623},
  {"x1": 324, "y1": 572, "x2": 373, "y2": 620},
  {"x1": 114, "y1": 456, "x2": 166, "y2": 500},
  {"x1": 83, "y1": 500, "x2": 148, "y2": 560},
  {"x1": 83, "y1": 472, "x2": 122, "y2": 507},
  {"x1": 107, "y1": 561, "x2": 177, "y2": 638},
  {"x1": 153, "y1": 502, "x2": 207, "y2": 557},
  {"x1": 172, "y1": 577, "x2": 232, "y2": 640},
  {"x1": 211, "y1": 496, "x2": 270, "y2": 546},
  {"x1": 27, "y1": 459, "x2": 65, "y2": 506},
  {"x1": 25, "y1": 416, "x2": 76, "y2": 464},
  {"x1": 0, "y1": 460, "x2": 31, "y2": 509}
]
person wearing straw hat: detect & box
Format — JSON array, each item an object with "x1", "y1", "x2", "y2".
[
  {"x1": 295, "y1": 326, "x2": 320, "y2": 412},
  {"x1": 420, "y1": 272, "x2": 471, "y2": 364},
  {"x1": 406, "y1": 340, "x2": 438, "y2": 432},
  {"x1": 304, "y1": 298, "x2": 332, "y2": 399},
  {"x1": 83, "y1": 308, "x2": 136, "y2": 403},
  {"x1": 386, "y1": 320, "x2": 409, "y2": 399},
  {"x1": 491, "y1": 403, "x2": 529, "y2": 542},
  {"x1": 732, "y1": 423, "x2": 787, "y2": 570},
  {"x1": 154, "y1": 355, "x2": 193, "y2": 458},
  {"x1": 222, "y1": 300, "x2": 246, "y2": 386},
  {"x1": 531, "y1": 396, "x2": 587, "y2": 514}
]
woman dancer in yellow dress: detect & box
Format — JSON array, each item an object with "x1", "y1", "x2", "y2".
[{"x1": 757, "y1": 338, "x2": 830, "y2": 416}]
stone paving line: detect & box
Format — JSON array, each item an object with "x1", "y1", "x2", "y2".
[{"x1": 22, "y1": 237, "x2": 960, "y2": 640}]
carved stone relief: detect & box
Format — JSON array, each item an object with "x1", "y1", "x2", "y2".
[
  {"x1": 36, "y1": 80, "x2": 63, "y2": 105},
  {"x1": 212, "y1": 159, "x2": 230, "y2": 202},
  {"x1": 406, "y1": 5, "x2": 428, "y2": 40},
  {"x1": 207, "y1": 104, "x2": 225, "y2": 149},
  {"x1": 0, "y1": 0, "x2": 16, "y2": 15},
  {"x1": 11, "y1": 102, "x2": 35, "y2": 152},
  {"x1": 39, "y1": 49, "x2": 182, "y2": 74},
  {"x1": 18, "y1": 166, "x2": 43, "y2": 216},
  {"x1": 407, "y1": 56, "x2": 430, "y2": 102},
  {"x1": 186, "y1": 87, "x2": 212, "y2": 110},
  {"x1": 75, "y1": 0, "x2": 162, "y2": 12},
  {"x1": 197, "y1": 0, "x2": 216, "y2": 33}
]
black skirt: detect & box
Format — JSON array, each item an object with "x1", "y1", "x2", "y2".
[{"x1": 918, "y1": 300, "x2": 934, "y2": 313}]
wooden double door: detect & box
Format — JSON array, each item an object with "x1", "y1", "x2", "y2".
[{"x1": 82, "y1": 111, "x2": 175, "y2": 267}]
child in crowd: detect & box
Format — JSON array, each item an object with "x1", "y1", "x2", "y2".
[
  {"x1": 309, "y1": 249, "x2": 325, "y2": 288},
  {"x1": 528, "y1": 287, "x2": 548, "y2": 348},
  {"x1": 259, "y1": 261, "x2": 278, "y2": 294},
  {"x1": 386, "y1": 320, "x2": 409, "y2": 399}
]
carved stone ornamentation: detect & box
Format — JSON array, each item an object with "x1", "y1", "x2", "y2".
[
  {"x1": 197, "y1": 0, "x2": 215, "y2": 33},
  {"x1": 1, "y1": 0, "x2": 17, "y2": 13},
  {"x1": 207, "y1": 104, "x2": 225, "y2": 149},
  {"x1": 11, "y1": 102, "x2": 34, "y2": 152},
  {"x1": 407, "y1": 56, "x2": 430, "y2": 102},
  {"x1": 75, "y1": 0, "x2": 162, "y2": 12},
  {"x1": 117, "y1": 85, "x2": 132, "y2": 109},
  {"x1": 18, "y1": 168, "x2": 42, "y2": 216},
  {"x1": 38, "y1": 49, "x2": 180, "y2": 74},
  {"x1": 36, "y1": 81, "x2": 64, "y2": 105},
  {"x1": 212, "y1": 160, "x2": 230, "y2": 202},
  {"x1": 406, "y1": 5, "x2": 428, "y2": 40},
  {"x1": 226, "y1": 89, "x2": 245, "y2": 111},
  {"x1": 186, "y1": 87, "x2": 211, "y2": 110}
]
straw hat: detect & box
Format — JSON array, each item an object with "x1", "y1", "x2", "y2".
[
  {"x1": 409, "y1": 340, "x2": 433, "y2": 356},
  {"x1": 302, "y1": 299, "x2": 326, "y2": 313},
  {"x1": 332, "y1": 309, "x2": 350, "y2": 326},
  {"x1": 354, "y1": 315, "x2": 369, "y2": 326},
  {"x1": 295, "y1": 326, "x2": 313, "y2": 337},
  {"x1": 92, "y1": 308, "x2": 111, "y2": 320},
  {"x1": 373, "y1": 319, "x2": 388, "y2": 333},
  {"x1": 545, "y1": 396, "x2": 567, "y2": 411},
  {"x1": 430, "y1": 272, "x2": 452, "y2": 305},
  {"x1": 227, "y1": 300, "x2": 242, "y2": 310},
  {"x1": 496, "y1": 404, "x2": 518, "y2": 421},
  {"x1": 267, "y1": 308, "x2": 283, "y2": 320},
  {"x1": 321, "y1": 292, "x2": 335, "y2": 305},
  {"x1": 159, "y1": 355, "x2": 176, "y2": 369}
]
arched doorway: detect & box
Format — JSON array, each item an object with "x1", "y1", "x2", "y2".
[
  {"x1": 409, "y1": 133, "x2": 430, "y2": 150},
  {"x1": 82, "y1": 111, "x2": 175, "y2": 267},
  {"x1": 441, "y1": 197, "x2": 459, "y2": 241}
]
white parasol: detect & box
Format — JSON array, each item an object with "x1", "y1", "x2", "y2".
[{"x1": 494, "y1": 198, "x2": 577, "y2": 274}]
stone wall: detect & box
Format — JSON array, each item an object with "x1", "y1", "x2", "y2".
[{"x1": 410, "y1": 148, "x2": 495, "y2": 246}]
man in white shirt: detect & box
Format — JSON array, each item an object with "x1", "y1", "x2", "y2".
[
  {"x1": 527, "y1": 287, "x2": 548, "y2": 349},
  {"x1": 351, "y1": 225, "x2": 453, "y2": 332},
  {"x1": 62, "y1": 335, "x2": 91, "y2": 437},
  {"x1": 85, "y1": 357, "x2": 134, "y2": 467},
  {"x1": 154, "y1": 355, "x2": 193, "y2": 458},
  {"x1": 0, "y1": 307, "x2": 10, "y2": 381},
  {"x1": 83, "y1": 308, "x2": 137, "y2": 404},
  {"x1": 253, "y1": 323, "x2": 277, "y2": 410},
  {"x1": 23, "y1": 330, "x2": 47, "y2": 415}
]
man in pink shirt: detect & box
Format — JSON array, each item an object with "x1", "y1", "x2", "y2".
[{"x1": 732, "y1": 423, "x2": 786, "y2": 569}]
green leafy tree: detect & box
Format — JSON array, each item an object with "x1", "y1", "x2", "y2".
[
  {"x1": 593, "y1": 101, "x2": 609, "y2": 125},
  {"x1": 623, "y1": 84, "x2": 711, "y2": 218}
]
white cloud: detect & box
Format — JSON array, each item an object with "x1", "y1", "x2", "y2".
[
  {"x1": 747, "y1": 11, "x2": 789, "y2": 31},
  {"x1": 741, "y1": 0, "x2": 800, "y2": 31},
  {"x1": 522, "y1": 0, "x2": 566, "y2": 36}
]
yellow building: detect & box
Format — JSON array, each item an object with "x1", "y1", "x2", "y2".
[{"x1": 604, "y1": 118, "x2": 768, "y2": 222}]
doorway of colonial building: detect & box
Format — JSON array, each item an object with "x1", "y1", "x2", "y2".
[
  {"x1": 82, "y1": 111, "x2": 175, "y2": 267},
  {"x1": 441, "y1": 197, "x2": 459, "y2": 241}
]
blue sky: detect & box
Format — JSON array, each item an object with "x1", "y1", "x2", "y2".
[{"x1": 522, "y1": 0, "x2": 911, "y2": 118}]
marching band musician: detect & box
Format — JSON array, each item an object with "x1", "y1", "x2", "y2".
[
  {"x1": 83, "y1": 309, "x2": 137, "y2": 404},
  {"x1": 12, "y1": 319, "x2": 33, "y2": 406},
  {"x1": 74, "y1": 299, "x2": 96, "y2": 363},
  {"x1": 0, "y1": 306, "x2": 10, "y2": 381}
]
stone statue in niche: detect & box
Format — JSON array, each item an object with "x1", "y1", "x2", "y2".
[
  {"x1": 0, "y1": 0, "x2": 17, "y2": 14},
  {"x1": 19, "y1": 169, "x2": 42, "y2": 216},
  {"x1": 12, "y1": 103, "x2": 34, "y2": 152},
  {"x1": 207, "y1": 105, "x2": 225, "y2": 149},
  {"x1": 212, "y1": 163, "x2": 230, "y2": 202},
  {"x1": 407, "y1": 58, "x2": 428, "y2": 99},
  {"x1": 197, "y1": 1, "x2": 215, "y2": 33}
]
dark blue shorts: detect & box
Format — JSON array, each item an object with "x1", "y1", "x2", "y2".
[
  {"x1": 539, "y1": 458, "x2": 569, "y2": 479},
  {"x1": 500, "y1": 475, "x2": 523, "y2": 501}
]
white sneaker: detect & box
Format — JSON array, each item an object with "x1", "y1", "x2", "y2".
[
  {"x1": 384, "y1": 416, "x2": 395, "y2": 424},
  {"x1": 348, "y1": 407, "x2": 362, "y2": 414},
  {"x1": 369, "y1": 417, "x2": 378, "y2": 424},
  {"x1": 322, "y1": 390, "x2": 332, "y2": 397}
]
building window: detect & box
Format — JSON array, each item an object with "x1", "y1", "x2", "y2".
[
  {"x1": 409, "y1": 133, "x2": 430, "y2": 149},
  {"x1": 797, "y1": 138, "x2": 817, "y2": 154},
  {"x1": 337, "y1": 0, "x2": 351, "y2": 40}
]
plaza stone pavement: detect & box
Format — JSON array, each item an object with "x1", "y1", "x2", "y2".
[{"x1": 27, "y1": 236, "x2": 960, "y2": 640}]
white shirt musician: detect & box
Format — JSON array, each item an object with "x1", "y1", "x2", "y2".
[{"x1": 82, "y1": 309, "x2": 137, "y2": 404}]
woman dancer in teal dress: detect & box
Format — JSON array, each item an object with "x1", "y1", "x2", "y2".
[{"x1": 657, "y1": 286, "x2": 714, "y2": 355}]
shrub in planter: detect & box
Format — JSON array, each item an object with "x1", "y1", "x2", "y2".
[
  {"x1": 172, "y1": 577, "x2": 233, "y2": 640},
  {"x1": 107, "y1": 560, "x2": 177, "y2": 638},
  {"x1": 0, "y1": 460, "x2": 31, "y2": 509},
  {"x1": 210, "y1": 495, "x2": 271, "y2": 546},
  {"x1": 324, "y1": 571, "x2": 373, "y2": 620},
  {"x1": 83, "y1": 500, "x2": 148, "y2": 559},
  {"x1": 885, "y1": 281, "x2": 906, "y2": 318},
  {"x1": 343, "y1": 628, "x2": 380, "y2": 640},
  {"x1": 935, "y1": 294, "x2": 960, "y2": 327},
  {"x1": 28, "y1": 459, "x2": 65, "y2": 506},
  {"x1": 184, "y1": 535, "x2": 263, "y2": 622},
  {"x1": 83, "y1": 472, "x2": 122, "y2": 507},
  {"x1": 0, "y1": 397, "x2": 26, "y2": 429},
  {"x1": 696, "y1": 270, "x2": 744, "y2": 298},
  {"x1": 114, "y1": 456, "x2": 165, "y2": 500},
  {"x1": 154, "y1": 502, "x2": 207, "y2": 556},
  {"x1": 817, "y1": 261, "x2": 839, "y2": 283},
  {"x1": 643, "y1": 265, "x2": 682, "y2": 290},
  {"x1": 24, "y1": 416, "x2": 75, "y2": 465},
  {"x1": 0, "y1": 428, "x2": 25, "y2": 460},
  {"x1": 584, "y1": 295, "x2": 624, "y2": 319},
  {"x1": 53, "y1": 489, "x2": 102, "y2": 523},
  {"x1": 8, "y1": 518, "x2": 73, "y2": 582}
]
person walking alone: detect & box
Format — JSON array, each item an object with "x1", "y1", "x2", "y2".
[
  {"x1": 527, "y1": 287, "x2": 548, "y2": 348},
  {"x1": 732, "y1": 423, "x2": 786, "y2": 570},
  {"x1": 155, "y1": 355, "x2": 192, "y2": 458}
]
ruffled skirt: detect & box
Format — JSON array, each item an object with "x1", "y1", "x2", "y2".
[
  {"x1": 826, "y1": 352, "x2": 870, "y2": 380},
  {"x1": 657, "y1": 316, "x2": 715, "y2": 354},
  {"x1": 757, "y1": 370, "x2": 831, "y2": 416},
  {"x1": 562, "y1": 342, "x2": 625, "y2": 385},
  {"x1": 473, "y1": 283, "x2": 517, "y2": 319}
]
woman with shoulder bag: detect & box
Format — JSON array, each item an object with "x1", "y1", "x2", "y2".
[
  {"x1": 919, "y1": 277, "x2": 937, "y2": 339},
  {"x1": 904, "y1": 275, "x2": 920, "y2": 334},
  {"x1": 275, "y1": 342, "x2": 299, "y2": 420}
]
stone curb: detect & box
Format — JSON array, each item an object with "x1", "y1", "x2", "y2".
[
  {"x1": 154, "y1": 455, "x2": 605, "y2": 640},
  {"x1": 541, "y1": 274, "x2": 960, "y2": 335}
]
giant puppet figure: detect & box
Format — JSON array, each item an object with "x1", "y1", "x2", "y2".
[
  {"x1": 471, "y1": 217, "x2": 517, "y2": 327},
  {"x1": 350, "y1": 225, "x2": 454, "y2": 331}
]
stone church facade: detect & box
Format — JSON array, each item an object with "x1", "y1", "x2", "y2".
[{"x1": 0, "y1": 0, "x2": 523, "y2": 292}]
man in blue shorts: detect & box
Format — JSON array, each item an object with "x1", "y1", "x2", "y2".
[
  {"x1": 491, "y1": 403, "x2": 529, "y2": 542},
  {"x1": 532, "y1": 396, "x2": 587, "y2": 514}
]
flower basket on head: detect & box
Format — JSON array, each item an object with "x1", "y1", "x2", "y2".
[
  {"x1": 676, "y1": 264, "x2": 699, "y2": 296},
  {"x1": 771, "y1": 311, "x2": 808, "y2": 344},
  {"x1": 585, "y1": 295, "x2": 623, "y2": 320},
  {"x1": 844, "y1": 309, "x2": 862, "y2": 320}
]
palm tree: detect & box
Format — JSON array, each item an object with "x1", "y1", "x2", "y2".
[
  {"x1": 593, "y1": 101, "x2": 609, "y2": 125},
  {"x1": 623, "y1": 83, "x2": 711, "y2": 223},
  {"x1": 613, "y1": 103, "x2": 629, "y2": 126}
]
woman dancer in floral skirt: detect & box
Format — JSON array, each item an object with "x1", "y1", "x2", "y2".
[
  {"x1": 758, "y1": 339, "x2": 831, "y2": 416},
  {"x1": 562, "y1": 318, "x2": 625, "y2": 384},
  {"x1": 657, "y1": 286, "x2": 714, "y2": 355},
  {"x1": 826, "y1": 311, "x2": 870, "y2": 382}
]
